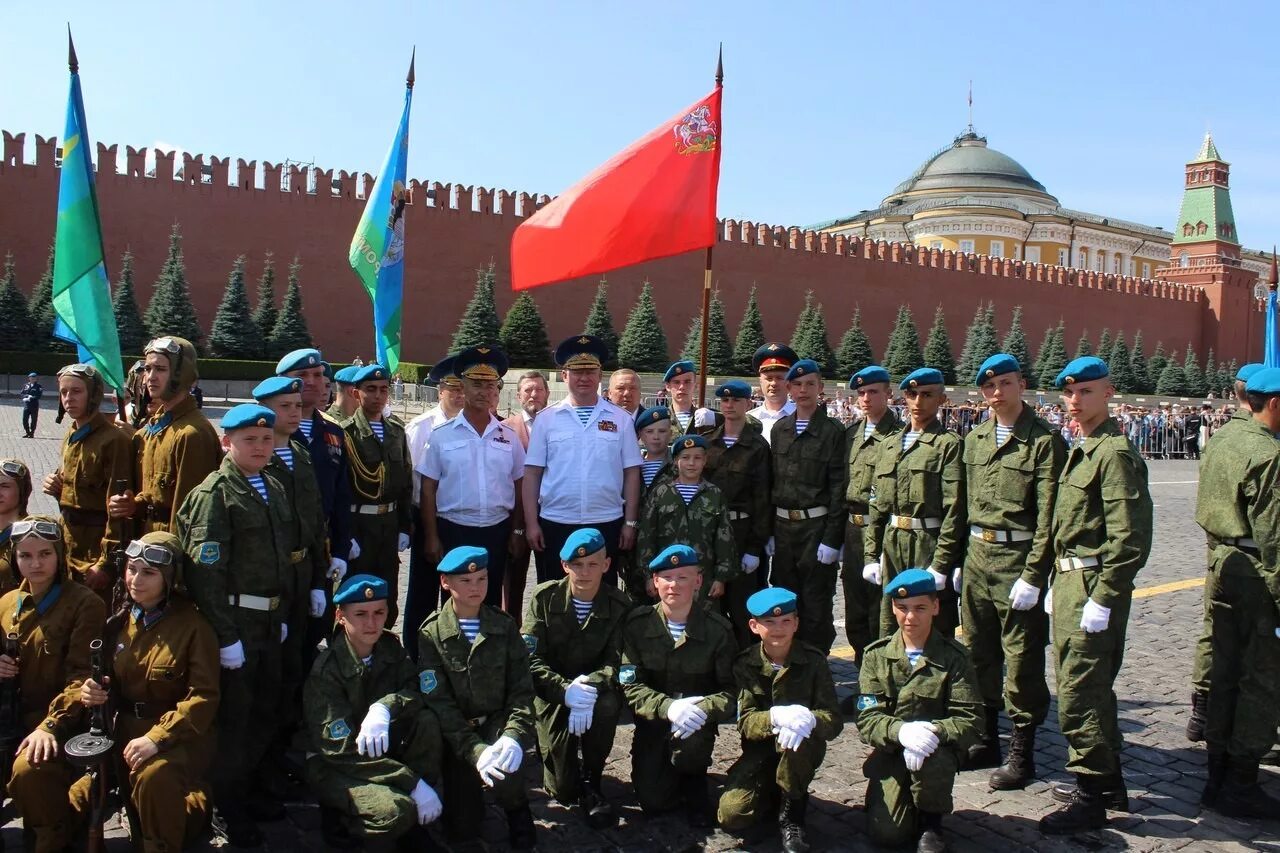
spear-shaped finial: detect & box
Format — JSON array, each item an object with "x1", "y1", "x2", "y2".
[
  {"x1": 715, "y1": 43, "x2": 723, "y2": 87},
  {"x1": 68, "y1": 24, "x2": 79, "y2": 74},
  {"x1": 407, "y1": 47, "x2": 415, "y2": 90}
]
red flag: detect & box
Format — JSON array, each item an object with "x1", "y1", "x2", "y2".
[{"x1": 511, "y1": 86, "x2": 722, "y2": 290}]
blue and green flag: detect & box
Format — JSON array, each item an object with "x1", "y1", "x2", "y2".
[
  {"x1": 52, "y1": 35, "x2": 124, "y2": 392},
  {"x1": 348, "y1": 54, "x2": 414, "y2": 373}
]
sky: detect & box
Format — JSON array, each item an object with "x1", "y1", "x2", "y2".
[{"x1": 5, "y1": 1, "x2": 1280, "y2": 250}]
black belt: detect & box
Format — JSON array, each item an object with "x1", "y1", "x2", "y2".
[{"x1": 60, "y1": 505, "x2": 109, "y2": 527}]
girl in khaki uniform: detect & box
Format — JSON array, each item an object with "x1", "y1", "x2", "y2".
[{"x1": 0, "y1": 459, "x2": 34, "y2": 595}]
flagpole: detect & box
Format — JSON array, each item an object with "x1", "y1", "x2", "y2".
[{"x1": 696, "y1": 45, "x2": 723, "y2": 408}]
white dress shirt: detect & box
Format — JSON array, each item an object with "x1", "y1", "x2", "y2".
[
  {"x1": 525, "y1": 397, "x2": 642, "y2": 525},
  {"x1": 419, "y1": 413, "x2": 526, "y2": 527},
  {"x1": 747, "y1": 399, "x2": 796, "y2": 444},
  {"x1": 405, "y1": 405, "x2": 454, "y2": 506}
]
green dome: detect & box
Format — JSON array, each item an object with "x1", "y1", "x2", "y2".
[{"x1": 888, "y1": 131, "x2": 1052, "y2": 201}]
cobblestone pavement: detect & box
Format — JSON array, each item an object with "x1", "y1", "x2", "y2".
[{"x1": 1, "y1": 401, "x2": 1276, "y2": 851}]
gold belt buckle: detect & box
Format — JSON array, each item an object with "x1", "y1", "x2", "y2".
[
  {"x1": 894, "y1": 516, "x2": 912, "y2": 530},
  {"x1": 788, "y1": 509, "x2": 804, "y2": 522},
  {"x1": 981, "y1": 529, "x2": 997, "y2": 543},
  {"x1": 290, "y1": 548, "x2": 307, "y2": 563},
  {"x1": 268, "y1": 595, "x2": 281, "y2": 611},
  {"x1": 852, "y1": 513, "x2": 865, "y2": 526}
]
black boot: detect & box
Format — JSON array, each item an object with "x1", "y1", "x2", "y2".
[
  {"x1": 680, "y1": 771, "x2": 712, "y2": 828},
  {"x1": 319, "y1": 805, "x2": 361, "y2": 850},
  {"x1": 989, "y1": 725, "x2": 1036, "y2": 790},
  {"x1": 965, "y1": 706, "x2": 1002, "y2": 770},
  {"x1": 1185, "y1": 691, "x2": 1208, "y2": 743},
  {"x1": 1050, "y1": 774, "x2": 1129, "y2": 811},
  {"x1": 1210, "y1": 757, "x2": 1280, "y2": 819},
  {"x1": 1201, "y1": 753, "x2": 1228, "y2": 807},
  {"x1": 579, "y1": 769, "x2": 616, "y2": 829},
  {"x1": 211, "y1": 803, "x2": 264, "y2": 849},
  {"x1": 505, "y1": 804, "x2": 537, "y2": 850},
  {"x1": 916, "y1": 811, "x2": 947, "y2": 853},
  {"x1": 779, "y1": 795, "x2": 809, "y2": 853},
  {"x1": 1039, "y1": 774, "x2": 1107, "y2": 835}
]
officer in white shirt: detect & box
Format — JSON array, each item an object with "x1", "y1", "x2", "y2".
[
  {"x1": 523, "y1": 335, "x2": 643, "y2": 587},
  {"x1": 747, "y1": 343, "x2": 798, "y2": 444}
]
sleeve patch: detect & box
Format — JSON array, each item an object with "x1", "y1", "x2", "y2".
[
  {"x1": 521, "y1": 634, "x2": 538, "y2": 653},
  {"x1": 197, "y1": 542, "x2": 221, "y2": 564},
  {"x1": 619, "y1": 665, "x2": 637, "y2": 685},
  {"x1": 856, "y1": 695, "x2": 879, "y2": 711},
  {"x1": 326, "y1": 719, "x2": 350, "y2": 740},
  {"x1": 419, "y1": 669, "x2": 438, "y2": 694}
]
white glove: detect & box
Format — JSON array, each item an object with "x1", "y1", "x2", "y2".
[
  {"x1": 666, "y1": 696, "x2": 708, "y2": 739},
  {"x1": 770, "y1": 705, "x2": 816, "y2": 738},
  {"x1": 280, "y1": 623, "x2": 288, "y2": 644},
  {"x1": 1008, "y1": 578, "x2": 1041, "y2": 611},
  {"x1": 776, "y1": 725, "x2": 804, "y2": 751},
  {"x1": 356, "y1": 703, "x2": 391, "y2": 757},
  {"x1": 309, "y1": 589, "x2": 326, "y2": 618},
  {"x1": 349, "y1": 539, "x2": 362, "y2": 560},
  {"x1": 1044, "y1": 586, "x2": 1054, "y2": 615},
  {"x1": 1275, "y1": 627, "x2": 1280, "y2": 639},
  {"x1": 1080, "y1": 598, "x2": 1111, "y2": 633},
  {"x1": 951, "y1": 567, "x2": 962, "y2": 592},
  {"x1": 219, "y1": 641, "x2": 245, "y2": 670},
  {"x1": 694, "y1": 408, "x2": 717, "y2": 427},
  {"x1": 765, "y1": 537, "x2": 776, "y2": 557},
  {"x1": 410, "y1": 779, "x2": 442, "y2": 824},
  {"x1": 398, "y1": 532, "x2": 411, "y2": 552},
  {"x1": 897, "y1": 721, "x2": 939, "y2": 756},
  {"x1": 862, "y1": 563, "x2": 881, "y2": 585},
  {"x1": 564, "y1": 675, "x2": 598, "y2": 710},
  {"x1": 816, "y1": 544, "x2": 840, "y2": 565},
  {"x1": 741, "y1": 553, "x2": 760, "y2": 574},
  {"x1": 568, "y1": 706, "x2": 594, "y2": 736},
  {"x1": 904, "y1": 747, "x2": 926, "y2": 772},
  {"x1": 493, "y1": 735, "x2": 523, "y2": 773},
  {"x1": 926, "y1": 568, "x2": 947, "y2": 591},
  {"x1": 328, "y1": 557, "x2": 348, "y2": 583},
  {"x1": 476, "y1": 747, "x2": 506, "y2": 787}
]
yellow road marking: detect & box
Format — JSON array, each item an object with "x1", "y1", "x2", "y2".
[{"x1": 1133, "y1": 577, "x2": 1203, "y2": 598}]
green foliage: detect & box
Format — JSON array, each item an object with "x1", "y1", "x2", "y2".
[
  {"x1": 450, "y1": 262, "x2": 502, "y2": 352},
  {"x1": 0, "y1": 254, "x2": 36, "y2": 351},
  {"x1": 582, "y1": 279, "x2": 619, "y2": 369},
  {"x1": 30, "y1": 245, "x2": 70, "y2": 352},
  {"x1": 111, "y1": 251, "x2": 148, "y2": 354},
  {"x1": 922, "y1": 305, "x2": 957, "y2": 384},
  {"x1": 145, "y1": 224, "x2": 204, "y2": 348},
  {"x1": 1182, "y1": 343, "x2": 1205, "y2": 397},
  {"x1": 1035, "y1": 320, "x2": 1068, "y2": 390},
  {"x1": 1156, "y1": 359, "x2": 1184, "y2": 396},
  {"x1": 956, "y1": 302, "x2": 999, "y2": 381},
  {"x1": 208, "y1": 256, "x2": 262, "y2": 359},
  {"x1": 268, "y1": 257, "x2": 313, "y2": 353},
  {"x1": 1073, "y1": 329, "x2": 1092, "y2": 360},
  {"x1": 499, "y1": 292, "x2": 552, "y2": 367},
  {"x1": 1224, "y1": 359, "x2": 1240, "y2": 397},
  {"x1": 883, "y1": 304, "x2": 923, "y2": 385},
  {"x1": 1203, "y1": 349, "x2": 1217, "y2": 397},
  {"x1": 1128, "y1": 331, "x2": 1151, "y2": 394},
  {"x1": 1000, "y1": 305, "x2": 1031, "y2": 378},
  {"x1": 616, "y1": 281, "x2": 668, "y2": 372},
  {"x1": 732, "y1": 286, "x2": 767, "y2": 375},
  {"x1": 1108, "y1": 333, "x2": 1133, "y2": 393},
  {"x1": 1096, "y1": 328, "x2": 1113, "y2": 360},
  {"x1": 789, "y1": 292, "x2": 836, "y2": 376},
  {"x1": 835, "y1": 306, "x2": 876, "y2": 378},
  {"x1": 680, "y1": 291, "x2": 735, "y2": 375},
  {"x1": 1148, "y1": 342, "x2": 1168, "y2": 386},
  {"x1": 250, "y1": 252, "x2": 278, "y2": 359}
]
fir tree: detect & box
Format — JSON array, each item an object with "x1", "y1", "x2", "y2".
[
  {"x1": 616, "y1": 282, "x2": 668, "y2": 372},
  {"x1": 208, "y1": 256, "x2": 261, "y2": 359},
  {"x1": 1129, "y1": 331, "x2": 1151, "y2": 394},
  {"x1": 450, "y1": 262, "x2": 502, "y2": 351},
  {"x1": 957, "y1": 302, "x2": 999, "y2": 381},
  {"x1": 732, "y1": 286, "x2": 767, "y2": 375},
  {"x1": 883, "y1": 305, "x2": 923, "y2": 384},
  {"x1": 1203, "y1": 349, "x2": 1217, "y2": 397},
  {"x1": 269, "y1": 257, "x2": 313, "y2": 352},
  {"x1": 1031, "y1": 324, "x2": 1054, "y2": 389},
  {"x1": 1225, "y1": 359, "x2": 1240, "y2": 396},
  {"x1": 1073, "y1": 329, "x2": 1093, "y2": 360},
  {"x1": 1108, "y1": 333, "x2": 1133, "y2": 393},
  {"x1": 1001, "y1": 305, "x2": 1031, "y2": 375},
  {"x1": 1156, "y1": 360, "x2": 1184, "y2": 396},
  {"x1": 1096, "y1": 328, "x2": 1113, "y2": 360},
  {"x1": 789, "y1": 295, "x2": 836, "y2": 376},
  {"x1": 250, "y1": 252, "x2": 278, "y2": 359},
  {"x1": 1036, "y1": 320, "x2": 1069, "y2": 389},
  {"x1": 1182, "y1": 343, "x2": 1205, "y2": 397},
  {"x1": 835, "y1": 306, "x2": 876, "y2": 378},
  {"x1": 29, "y1": 244, "x2": 68, "y2": 351},
  {"x1": 789, "y1": 292, "x2": 817, "y2": 356},
  {"x1": 145, "y1": 224, "x2": 204, "y2": 348},
  {"x1": 922, "y1": 305, "x2": 957, "y2": 384},
  {"x1": 0, "y1": 253, "x2": 36, "y2": 351},
  {"x1": 582, "y1": 279, "x2": 619, "y2": 369},
  {"x1": 111, "y1": 251, "x2": 148, "y2": 354},
  {"x1": 679, "y1": 291, "x2": 735, "y2": 375},
  {"x1": 499, "y1": 291, "x2": 552, "y2": 367},
  {"x1": 1148, "y1": 342, "x2": 1168, "y2": 386}
]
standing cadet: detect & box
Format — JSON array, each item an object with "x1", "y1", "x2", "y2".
[
  {"x1": 327, "y1": 365, "x2": 364, "y2": 424},
  {"x1": 662, "y1": 360, "x2": 718, "y2": 435},
  {"x1": 1038, "y1": 357, "x2": 1152, "y2": 835},
  {"x1": 863, "y1": 368, "x2": 966, "y2": 638},
  {"x1": 108, "y1": 336, "x2": 220, "y2": 536},
  {"x1": 343, "y1": 364, "x2": 413, "y2": 626},
  {"x1": 620, "y1": 544, "x2": 737, "y2": 826},
  {"x1": 842, "y1": 366, "x2": 901, "y2": 674},
  {"x1": 417, "y1": 546, "x2": 537, "y2": 850},
  {"x1": 1193, "y1": 366, "x2": 1280, "y2": 817},
  {"x1": 855, "y1": 569, "x2": 982, "y2": 853},
  {"x1": 175, "y1": 404, "x2": 302, "y2": 846},
  {"x1": 703, "y1": 380, "x2": 772, "y2": 646},
  {"x1": 304, "y1": 574, "x2": 443, "y2": 850},
  {"x1": 960, "y1": 354, "x2": 1064, "y2": 784},
  {"x1": 522, "y1": 528, "x2": 631, "y2": 827},
  {"x1": 769, "y1": 359, "x2": 847, "y2": 654},
  {"x1": 717, "y1": 588, "x2": 842, "y2": 853},
  {"x1": 41, "y1": 364, "x2": 132, "y2": 597},
  {"x1": 748, "y1": 344, "x2": 798, "y2": 444},
  {"x1": 0, "y1": 459, "x2": 33, "y2": 594},
  {"x1": 20, "y1": 372, "x2": 42, "y2": 438},
  {"x1": 501, "y1": 370, "x2": 548, "y2": 616}
]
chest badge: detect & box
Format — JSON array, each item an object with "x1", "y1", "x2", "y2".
[{"x1": 419, "y1": 669, "x2": 438, "y2": 694}]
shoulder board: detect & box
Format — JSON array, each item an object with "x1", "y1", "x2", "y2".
[
  {"x1": 704, "y1": 608, "x2": 734, "y2": 632},
  {"x1": 797, "y1": 640, "x2": 831, "y2": 660},
  {"x1": 863, "y1": 635, "x2": 893, "y2": 653},
  {"x1": 625, "y1": 604, "x2": 657, "y2": 622},
  {"x1": 385, "y1": 413, "x2": 406, "y2": 428}
]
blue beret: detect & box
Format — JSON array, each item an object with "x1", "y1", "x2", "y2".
[
  {"x1": 752, "y1": 343, "x2": 797, "y2": 373},
  {"x1": 635, "y1": 406, "x2": 670, "y2": 432},
  {"x1": 333, "y1": 573, "x2": 388, "y2": 605},
  {"x1": 26, "y1": 372, "x2": 37, "y2": 378},
  {"x1": 455, "y1": 345, "x2": 509, "y2": 381},
  {"x1": 1237, "y1": 362, "x2": 1264, "y2": 382},
  {"x1": 849, "y1": 365, "x2": 890, "y2": 389},
  {"x1": 221, "y1": 403, "x2": 276, "y2": 432},
  {"x1": 663, "y1": 360, "x2": 696, "y2": 383},
  {"x1": 884, "y1": 568, "x2": 937, "y2": 599},
  {"x1": 1054, "y1": 356, "x2": 1109, "y2": 389},
  {"x1": 1245, "y1": 366, "x2": 1280, "y2": 394},
  {"x1": 438, "y1": 545, "x2": 488, "y2": 575},
  {"x1": 252, "y1": 376, "x2": 302, "y2": 401},
  {"x1": 786, "y1": 359, "x2": 821, "y2": 381},
  {"x1": 975, "y1": 353, "x2": 1021, "y2": 387},
  {"x1": 275, "y1": 348, "x2": 323, "y2": 376},
  {"x1": 554, "y1": 335, "x2": 609, "y2": 369},
  {"x1": 428, "y1": 356, "x2": 461, "y2": 389},
  {"x1": 333, "y1": 366, "x2": 361, "y2": 386},
  {"x1": 715, "y1": 380, "x2": 753, "y2": 400},
  {"x1": 671, "y1": 434, "x2": 707, "y2": 458},
  {"x1": 322, "y1": 361, "x2": 334, "y2": 381},
  {"x1": 648, "y1": 543, "x2": 700, "y2": 573},
  {"x1": 352, "y1": 364, "x2": 390, "y2": 385},
  {"x1": 746, "y1": 587, "x2": 797, "y2": 618},
  {"x1": 900, "y1": 368, "x2": 945, "y2": 390},
  {"x1": 559, "y1": 528, "x2": 606, "y2": 562}
]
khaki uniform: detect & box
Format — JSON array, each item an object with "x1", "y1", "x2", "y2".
[
  {"x1": 325, "y1": 401, "x2": 354, "y2": 427},
  {"x1": 57, "y1": 412, "x2": 134, "y2": 585},
  {"x1": 343, "y1": 410, "x2": 413, "y2": 625},
  {"x1": 842, "y1": 410, "x2": 901, "y2": 662},
  {"x1": 1050, "y1": 418, "x2": 1152, "y2": 779},
  {"x1": 854, "y1": 629, "x2": 982, "y2": 846},
  {"x1": 636, "y1": 479, "x2": 737, "y2": 600},
  {"x1": 521, "y1": 578, "x2": 631, "y2": 803},
  {"x1": 717, "y1": 642, "x2": 843, "y2": 830},
  {"x1": 304, "y1": 630, "x2": 442, "y2": 841},
  {"x1": 0, "y1": 529, "x2": 18, "y2": 597},
  {"x1": 134, "y1": 396, "x2": 221, "y2": 534},
  {"x1": 620, "y1": 603, "x2": 737, "y2": 813}
]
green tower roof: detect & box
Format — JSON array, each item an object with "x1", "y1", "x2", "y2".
[
  {"x1": 1173, "y1": 134, "x2": 1238, "y2": 246},
  {"x1": 1190, "y1": 132, "x2": 1223, "y2": 164}
]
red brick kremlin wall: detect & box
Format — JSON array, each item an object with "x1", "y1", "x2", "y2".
[{"x1": 0, "y1": 131, "x2": 1262, "y2": 369}]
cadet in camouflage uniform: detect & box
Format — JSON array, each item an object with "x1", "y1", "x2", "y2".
[
  {"x1": 960, "y1": 354, "x2": 1065, "y2": 784},
  {"x1": 175, "y1": 404, "x2": 302, "y2": 847},
  {"x1": 620, "y1": 544, "x2": 737, "y2": 826},
  {"x1": 855, "y1": 569, "x2": 982, "y2": 853},
  {"x1": 0, "y1": 459, "x2": 34, "y2": 595},
  {"x1": 1192, "y1": 366, "x2": 1280, "y2": 818},
  {"x1": 327, "y1": 366, "x2": 362, "y2": 425},
  {"x1": 304, "y1": 574, "x2": 443, "y2": 850},
  {"x1": 662, "y1": 360, "x2": 719, "y2": 435},
  {"x1": 769, "y1": 360, "x2": 847, "y2": 654},
  {"x1": 863, "y1": 368, "x2": 966, "y2": 638},
  {"x1": 621, "y1": 406, "x2": 675, "y2": 603},
  {"x1": 521, "y1": 528, "x2": 631, "y2": 827},
  {"x1": 1039, "y1": 357, "x2": 1152, "y2": 835},
  {"x1": 417, "y1": 546, "x2": 537, "y2": 850},
  {"x1": 718, "y1": 588, "x2": 842, "y2": 853}
]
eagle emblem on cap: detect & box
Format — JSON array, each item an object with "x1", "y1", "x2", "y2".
[
  {"x1": 896, "y1": 586, "x2": 908, "y2": 598},
  {"x1": 364, "y1": 587, "x2": 374, "y2": 600},
  {"x1": 670, "y1": 554, "x2": 680, "y2": 565},
  {"x1": 577, "y1": 546, "x2": 586, "y2": 557},
  {"x1": 478, "y1": 347, "x2": 490, "y2": 354},
  {"x1": 772, "y1": 606, "x2": 782, "y2": 616},
  {"x1": 683, "y1": 438, "x2": 695, "y2": 448},
  {"x1": 467, "y1": 562, "x2": 478, "y2": 573},
  {"x1": 577, "y1": 336, "x2": 590, "y2": 344}
]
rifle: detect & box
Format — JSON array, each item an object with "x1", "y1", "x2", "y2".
[
  {"x1": 0, "y1": 633, "x2": 22, "y2": 786},
  {"x1": 64, "y1": 639, "x2": 115, "y2": 853},
  {"x1": 110, "y1": 478, "x2": 132, "y2": 615}
]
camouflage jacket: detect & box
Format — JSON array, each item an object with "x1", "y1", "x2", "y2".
[{"x1": 636, "y1": 479, "x2": 737, "y2": 583}]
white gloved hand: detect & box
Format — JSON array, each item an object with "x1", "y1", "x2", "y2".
[
  {"x1": 816, "y1": 544, "x2": 840, "y2": 565},
  {"x1": 776, "y1": 725, "x2": 804, "y2": 751},
  {"x1": 219, "y1": 641, "x2": 245, "y2": 670},
  {"x1": 926, "y1": 568, "x2": 947, "y2": 591},
  {"x1": 897, "y1": 721, "x2": 940, "y2": 756},
  {"x1": 1080, "y1": 598, "x2": 1111, "y2": 633},
  {"x1": 328, "y1": 557, "x2": 348, "y2": 583},
  {"x1": 309, "y1": 589, "x2": 326, "y2": 618},
  {"x1": 741, "y1": 553, "x2": 760, "y2": 574},
  {"x1": 765, "y1": 537, "x2": 776, "y2": 557},
  {"x1": 951, "y1": 567, "x2": 962, "y2": 592},
  {"x1": 1008, "y1": 578, "x2": 1041, "y2": 611},
  {"x1": 476, "y1": 747, "x2": 506, "y2": 787},
  {"x1": 356, "y1": 703, "x2": 391, "y2": 757},
  {"x1": 564, "y1": 675, "x2": 598, "y2": 710},
  {"x1": 280, "y1": 623, "x2": 288, "y2": 644},
  {"x1": 862, "y1": 563, "x2": 881, "y2": 585},
  {"x1": 667, "y1": 696, "x2": 709, "y2": 738},
  {"x1": 904, "y1": 746, "x2": 926, "y2": 772},
  {"x1": 397, "y1": 532, "x2": 411, "y2": 552},
  {"x1": 694, "y1": 408, "x2": 717, "y2": 428},
  {"x1": 348, "y1": 539, "x2": 362, "y2": 560},
  {"x1": 410, "y1": 779, "x2": 442, "y2": 824},
  {"x1": 1275, "y1": 627, "x2": 1280, "y2": 639},
  {"x1": 493, "y1": 735, "x2": 524, "y2": 773},
  {"x1": 1044, "y1": 586, "x2": 1054, "y2": 615},
  {"x1": 568, "y1": 706, "x2": 594, "y2": 736},
  {"x1": 770, "y1": 705, "x2": 817, "y2": 737}
]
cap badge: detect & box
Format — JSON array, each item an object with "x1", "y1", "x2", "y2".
[
  {"x1": 477, "y1": 346, "x2": 490, "y2": 354},
  {"x1": 768, "y1": 344, "x2": 778, "y2": 351},
  {"x1": 683, "y1": 438, "x2": 695, "y2": 448},
  {"x1": 1065, "y1": 376, "x2": 1076, "y2": 385},
  {"x1": 986, "y1": 369, "x2": 994, "y2": 377},
  {"x1": 308, "y1": 356, "x2": 317, "y2": 365},
  {"x1": 364, "y1": 586, "x2": 374, "y2": 599},
  {"x1": 256, "y1": 417, "x2": 268, "y2": 427},
  {"x1": 670, "y1": 554, "x2": 680, "y2": 565},
  {"x1": 856, "y1": 377, "x2": 864, "y2": 386},
  {"x1": 772, "y1": 606, "x2": 782, "y2": 616},
  {"x1": 909, "y1": 380, "x2": 918, "y2": 388},
  {"x1": 897, "y1": 586, "x2": 908, "y2": 598},
  {"x1": 578, "y1": 336, "x2": 591, "y2": 344},
  {"x1": 467, "y1": 562, "x2": 478, "y2": 573},
  {"x1": 577, "y1": 546, "x2": 586, "y2": 557}
]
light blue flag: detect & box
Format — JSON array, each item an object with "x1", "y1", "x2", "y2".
[{"x1": 1265, "y1": 289, "x2": 1279, "y2": 368}]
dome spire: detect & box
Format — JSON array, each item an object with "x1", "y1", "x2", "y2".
[{"x1": 967, "y1": 80, "x2": 974, "y2": 135}]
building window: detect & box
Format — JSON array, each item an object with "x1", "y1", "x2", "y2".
[
  {"x1": 989, "y1": 240, "x2": 1005, "y2": 258},
  {"x1": 1112, "y1": 255, "x2": 1121, "y2": 274},
  {"x1": 930, "y1": 240, "x2": 943, "y2": 251},
  {"x1": 1057, "y1": 248, "x2": 1068, "y2": 266},
  {"x1": 1196, "y1": 221, "x2": 1207, "y2": 236},
  {"x1": 1095, "y1": 252, "x2": 1104, "y2": 272},
  {"x1": 959, "y1": 239, "x2": 975, "y2": 253},
  {"x1": 1179, "y1": 252, "x2": 1190, "y2": 268},
  {"x1": 1025, "y1": 246, "x2": 1041, "y2": 264},
  {"x1": 1183, "y1": 223, "x2": 1194, "y2": 237},
  {"x1": 1142, "y1": 262, "x2": 1151, "y2": 278},
  {"x1": 1078, "y1": 248, "x2": 1088, "y2": 269}
]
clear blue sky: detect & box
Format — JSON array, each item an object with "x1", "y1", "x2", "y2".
[{"x1": 5, "y1": 1, "x2": 1280, "y2": 250}]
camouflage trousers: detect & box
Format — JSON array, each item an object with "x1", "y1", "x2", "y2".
[
  {"x1": 862, "y1": 746, "x2": 961, "y2": 847},
  {"x1": 717, "y1": 737, "x2": 827, "y2": 830}
]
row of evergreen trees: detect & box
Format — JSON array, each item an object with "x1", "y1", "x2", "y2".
[{"x1": 0, "y1": 225, "x2": 313, "y2": 359}]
